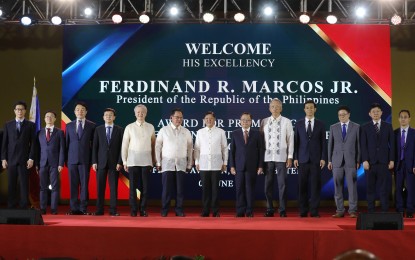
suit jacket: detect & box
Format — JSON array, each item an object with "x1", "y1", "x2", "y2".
[
  {"x1": 36, "y1": 127, "x2": 65, "y2": 168},
  {"x1": 294, "y1": 119, "x2": 327, "y2": 164},
  {"x1": 360, "y1": 120, "x2": 394, "y2": 164},
  {"x1": 229, "y1": 129, "x2": 264, "y2": 172},
  {"x1": 65, "y1": 119, "x2": 96, "y2": 165},
  {"x1": 92, "y1": 124, "x2": 124, "y2": 170},
  {"x1": 1, "y1": 119, "x2": 36, "y2": 166},
  {"x1": 328, "y1": 121, "x2": 360, "y2": 168},
  {"x1": 394, "y1": 127, "x2": 415, "y2": 172}
]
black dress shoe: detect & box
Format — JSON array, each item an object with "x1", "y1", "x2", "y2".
[
  {"x1": 310, "y1": 214, "x2": 320, "y2": 218},
  {"x1": 212, "y1": 212, "x2": 220, "y2": 217},
  {"x1": 235, "y1": 213, "x2": 245, "y2": 218},
  {"x1": 51, "y1": 211, "x2": 58, "y2": 215},
  {"x1": 130, "y1": 211, "x2": 137, "y2": 217},
  {"x1": 161, "y1": 212, "x2": 167, "y2": 217},
  {"x1": 200, "y1": 212, "x2": 209, "y2": 217},
  {"x1": 81, "y1": 211, "x2": 90, "y2": 215},
  {"x1": 300, "y1": 213, "x2": 308, "y2": 218},
  {"x1": 280, "y1": 211, "x2": 287, "y2": 218},
  {"x1": 407, "y1": 213, "x2": 414, "y2": 218},
  {"x1": 176, "y1": 212, "x2": 185, "y2": 217},
  {"x1": 264, "y1": 211, "x2": 274, "y2": 217},
  {"x1": 140, "y1": 211, "x2": 148, "y2": 217},
  {"x1": 66, "y1": 210, "x2": 79, "y2": 215},
  {"x1": 40, "y1": 209, "x2": 47, "y2": 215},
  {"x1": 93, "y1": 212, "x2": 104, "y2": 216},
  {"x1": 110, "y1": 212, "x2": 120, "y2": 216},
  {"x1": 246, "y1": 213, "x2": 254, "y2": 218}
]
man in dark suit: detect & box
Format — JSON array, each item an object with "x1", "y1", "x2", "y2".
[
  {"x1": 65, "y1": 101, "x2": 96, "y2": 215},
  {"x1": 1, "y1": 101, "x2": 36, "y2": 209},
  {"x1": 360, "y1": 103, "x2": 394, "y2": 213},
  {"x1": 35, "y1": 111, "x2": 65, "y2": 215},
  {"x1": 229, "y1": 112, "x2": 264, "y2": 217},
  {"x1": 92, "y1": 108, "x2": 123, "y2": 216},
  {"x1": 394, "y1": 110, "x2": 415, "y2": 218},
  {"x1": 294, "y1": 100, "x2": 327, "y2": 218}
]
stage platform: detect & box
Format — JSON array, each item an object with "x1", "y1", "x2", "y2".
[{"x1": 1, "y1": 207, "x2": 415, "y2": 259}]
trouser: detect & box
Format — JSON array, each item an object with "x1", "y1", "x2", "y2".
[{"x1": 264, "y1": 162, "x2": 287, "y2": 213}]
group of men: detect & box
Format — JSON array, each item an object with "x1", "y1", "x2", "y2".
[{"x1": 1, "y1": 99, "x2": 414, "y2": 219}]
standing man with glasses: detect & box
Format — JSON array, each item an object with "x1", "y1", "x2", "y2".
[
  {"x1": 294, "y1": 100, "x2": 327, "y2": 218},
  {"x1": 361, "y1": 103, "x2": 394, "y2": 213},
  {"x1": 2, "y1": 101, "x2": 36, "y2": 209},
  {"x1": 65, "y1": 101, "x2": 96, "y2": 215},
  {"x1": 260, "y1": 98, "x2": 294, "y2": 218},
  {"x1": 156, "y1": 108, "x2": 193, "y2": 217},
  {"x1": 229, "y1": 112, "x2": 264, "y2": 217},
  {"x1": 327, "y1": 106, "x2": 360, "y2": 218},
  {"x1": 394, "y1": 110, "x2": 415, "y2": 218}
]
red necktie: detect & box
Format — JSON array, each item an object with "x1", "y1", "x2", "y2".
[
  {"x1": 244, "y1": 130, "x2": 248, "y2": 144},
  {"x1": 46, "y1": 128, "x2": 51, "y2": 142}
]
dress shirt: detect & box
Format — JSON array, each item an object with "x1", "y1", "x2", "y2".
[
  {"x1": 45, "y1": 126, "x2": 55, "y2": 137},
  {"x1": 105, "y1": 124, "x2": 114, "y2": 138},
  {"x1": 305, "y1": 117, "x2": 315, "y2": 131},
  {"x1": 194, "y1": 126, "x2": 228, "y2": 171},
  {"x1": 76, "y1": 118, "x2": 85, "y2": 131},
  {"x1": 372, "y1": 120, "x2": 381, "y2": 129},
  {"x1": 122, "y1": 121, "x2": 155, "y2": 167},
  {"x1": 261, "y1": 115, "x2": 294, "y2": 162},
  {"x1": 401, "y1": 126, "x2": 409, "y2": 143},
  {"x1": 155, "y1": 123, "x2": 193, "y2": 172}
]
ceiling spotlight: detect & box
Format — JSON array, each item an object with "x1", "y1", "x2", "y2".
[
  {"x1": 21, "y1": 16, "x2": 33, "y2": 26},
  {"x1": 299, "y1": 13, "x2": 310, "y2": 24},
  {"x1": 234, "y1": 12, "x2": 246, "y2": 23},
  {"x1": 51, "y1": 16, "x2": 62, "y2": 25},
  {"x1": 170, "y1": 6, "x2": 179, "y2": 16},
  {"x1": 202, "y1": 12, "x2": 214, "y2": 23},
  {"x1": 355, "y1": 7, "x2": 366, "y2": 18},
  {"x1": 84, "y1": 7, "x2": 93, "y2": 16},
  {"x1": 112, "y1": 14, "x2": 123, "y2": 24},
  {"x1": 263, "y1": 6, "x2": 274, "y2": 16},
  {"x1": 326, "y1": 14, "x2": 338, "y2": 24},
  {"x1": 0, "y1": 9, "x2": 3, "y2": 17},
  {"x1": 139, "y1": 12, "x2": 151, "y2": 24},
  {"x1": 390, "y1": 14, "x2": 402, "y2": 25}
]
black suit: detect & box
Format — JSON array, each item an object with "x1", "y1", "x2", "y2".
[
  {"x1": 294, "y1": 118, "x2": 327, "y2": 216},
  {"x1": 92, "y1": 124, "x2": 123, "y2": 214},
  {"x1": 65, "y1": 119, "x2": 96, "y2": 213},
  {"x1": 1, "y1": 119, "x2": 36, "y2": 208},
  {"x1": 229, "y1": 129, "x2": 264, "y2": 215},
  {"x1": 36, "y1": 127, "x2": 65, "y2": 212},
  {"x1": 361, "y1": 120, "x2": 394, "y2": 212}
]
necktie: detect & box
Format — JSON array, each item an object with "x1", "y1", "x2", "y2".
[
  {"x1": 244, "y1": 130, "x2": 248, "y2": 144},
  {"x1": 16, "y1": 121, "x2": 21, "y2": 133},
  {"x1": 401, "y1": 129, "x2": 406, "y2": 160},
  {"x1": 342, "y1": 124, "x2": 346, "y2": 140},
  {"x1": 307, "y1": 120, "x2": 312, "y2": 138},
  {"x1": 374, "y1": 122, "x2": 380, "y2": 134},
  {"x1": 106, "y1": 126, "x2": 111, "y2": 144},
  {"x1": 77, "y1": 120, "x2": 83, "y2": 139},
  {"x1": 46, "y1": 128, "x2": 51, "y2": 142}
]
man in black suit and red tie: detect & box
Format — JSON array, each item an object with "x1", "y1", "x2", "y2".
[
  {"x1": 229, "y1": 112, "x2": 264, "y2": 217},
  {"x1": 360, "y1": 103, "x2": 394, "y2": 213},
  {"x1": 394, "y1": 110, "x2": 415, "y2": 218},
  {"x1": 2, "y1": 101, "x2": 36, "y2": 209},
  {"x1": 92, "y1": 108, "x2": 124, "y2": 216},
  {"x1": 294, "y1": 100, "x2": 327, "y2": 218},
  {"x1": 65, "y1": 101, "x2": 96, "y2": 215},
  {"x1": 35, "y1": 111, "x2": 65, "y2": 215}
]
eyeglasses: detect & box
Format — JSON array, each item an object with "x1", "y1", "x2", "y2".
[
  {"x1": 338, "y1": 113, "x2": 349, "y2": 117},
  {"x1": 14, "y1": 108, "x2": 25, "y2": 111}
]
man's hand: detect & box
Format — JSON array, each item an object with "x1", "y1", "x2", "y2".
[
  {"x1": 2, "y1": 160, "x2": 7, "y2": 169},
  {"x1": 320, "y1": 160, "x2": 325, "y2": 169},
  {"x1": 327, "y1": 162, "x2": 333, "y2": 171},
  {"x1": 58, "y1": 166, "x2": 63, "y2": 173},
  {"x1": 230, "y1": 167, "x2": 236, "y2": 175},
  {"x1": 257, "y1": 168, "x2": 263, "y2": 175},
  {"x1": 221, "y1": 165, "x2": 227, "y2": 173},
  {"x1": 92, "y1": 164, "x2": 97, "y2": 171},
  {"x1": 286, "y1": 159, "x2": 292, "y2": 168},
  {"x1": 294, "y1": 160, "x2": 299, "y2": 168},
  {"x1": 116, "y1": 164, "x2": 122, "y2": 171},
  {"x1": 388, "y1": 161, "x2": 394, "y2": 170},
  {"x1": 363, "y1": 161, "x2": 370, "y2": 170},
  {"x1": 196, "y1": 164, "x2": 200, "y2": 172},
  {"x1": 27, "y1": 159, "x2": 33, "y2": 169},
  {"x1": 124, "y1": 165, "x2": 129, "y2": 172}
]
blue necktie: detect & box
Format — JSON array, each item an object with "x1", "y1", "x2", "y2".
[
  {"x1": 16, "y1": 121, "x2": 21, "y2": 133},
  {"x1": 106, "y1": 126, "x2": 111, "y2": 144},
  {"x1": 77, "y1": 120, "x2": 83, "y2": 139},
  {"x1": 401, "y1": 129, "x2": 406, "y2": 161},
  {"x1": 307, "y1": 120, "x2": 312, "y2": 138},
  {"x1": 342, "y1": 124, "x2": 346, "y2": 140}
]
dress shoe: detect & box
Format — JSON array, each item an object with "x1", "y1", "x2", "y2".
[
  {"x1": 235, "y1": 213, "x2": 245, "y2": 218},
  {"x1": 110, "y1": 212, "x2": 120, "y2": 216},
  {"x1": 161, "y1": 212, "x2": 167, "y2": 217},
  {"x1": 66, "y1": 210, "x2": 80, "y2": 215},
  {"x1": 40, "y1": 209, "x2": 47, "y2": 215},
  {"x1": 140, "y1": 211, "x2": 148, "y2": 217},
  {"x1": 200, "y1": 212, "x2": 209, "y2": 217},
  {"x1": 310, "y1": 214, "x2": 320, "y2": 218},
  {"x1": 280, "y1": 211, "x2": 287, "y2": 218},
  {"x1": 130, "y1": 211, "x2": 137, "y2": 217},
  {"x1": 300, "y1": 213, "x2": 308, "y2": 218},
  {"x1": 263, "y1": 211, "x2": 274, "y2": 217},
  {"x1": 93, "y1": 212, "x2": 104, "y2": 216},
  {"x1": 212, "y1": 212, "x2": 220, "y2": 217},
  {"x1": 51, "y1": 211, "x2": 58, "y2": 215},
  {"x1": 407, "y1": 213, "x2": 414, "y2": 219},
  {"x1": 246, "y1": 213, "x2": 254, "y2": 218},
  {"x1": 80, "y1": 211, "x2": 90, "y2": 215},
  {"x1": 175, "y1": 212, "x2": 185, "y2": 217},
  {"x1": 332, "y1": 213, "x2": 344, "y2": 218},
  {"x1": 349, "y1": 213, "x2": 358, "y2": 218}
]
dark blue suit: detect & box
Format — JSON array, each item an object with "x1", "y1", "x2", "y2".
[
  {"x1": 65, "y1": 119, "x2": 96, "y2": 213},
  {"x1": 294, "y1": 118, "x2": 327, "y2": 216},
  {"x1": 1, "y1": 119, "x2": 36, "y2": 208},
  {"x1": 361, "y1": 120, "x2": 394, "y2": 212},
  {"x1": 394, "y1": 127, "x2": 415, "y2": 214},
  {"x1": 36, "y1": 127, "x2": 65, "y2": 212},
  {"x1": 92, "y1": 124, "x2": 123, "y2": 214},
  {"x1": 229, "y1": 129, "x2": 264, "y2": 215}
]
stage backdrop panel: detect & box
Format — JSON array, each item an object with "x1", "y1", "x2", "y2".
[{"x1": 61, "y1": 24, "x2": 391, "y2": 202}]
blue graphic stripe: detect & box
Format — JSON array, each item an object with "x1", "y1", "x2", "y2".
[
  {"x1": 322, "y1": 165, "x2": 365, "y2": 194},
  {"x1": 62, "y1": 25, "x2": 142, "y2": 108}
]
